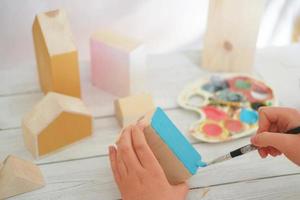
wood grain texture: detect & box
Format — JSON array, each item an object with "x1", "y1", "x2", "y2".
[
  {"x1": 32, "y1": 9, "x2": 81, "y2": 97},
  {"x1": 187, "y1": 174, "x2": 300, "y2": 200},
  {"x1": 114, "y1": 94, "x2": 155, "y2": 127},
  {"x1": 0, "y1": 53, "x2": 204, "y2": 130},
  {"x1": 4, "y1": 155, "x2": 300, "y2": 200},
  {"x1": 22, "y1": 92, "x2": 93, "y2": 158},
  {"x1": 0, "y1": 155, "x2": 45, "y2": 199},
  {"x1": 1, "y1": 46, "x2": 300, "y2": 199},
  {"x1": 202, "y1": 0, "x2": 266, "y2": 72}
]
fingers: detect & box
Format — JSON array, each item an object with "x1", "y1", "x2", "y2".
[
  {"x1": 258, "y1": 148, "x2": 268, "y2": 158},
  {"x1": 117, "y1": 145, "x2": 128, "y2": 177},
  {"x1": 137, "y1": 119, "x2": 147, "y2": 131},
  {"x1": 257, "y1": 107, "x2": 298, "y2": 133},
  {"x1": 116, "y1": 126, "x2": 143, "y2": 173},
  {"x1": 131, "y1": 125, "x2": 161, "y2": 170},
  {"x1": 174, "y1": 183, "x2": 189, "y2": 196},
  {"x1": 109, "y1": 145, "x2": 121, "y2": 185},
  {"x1": 251, "y1": 132, "x2": 291, "y2": 153}
]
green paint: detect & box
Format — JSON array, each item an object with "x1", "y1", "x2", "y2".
[{"x1": 235, "y1": 79, "x2": 251, "y2": 89}]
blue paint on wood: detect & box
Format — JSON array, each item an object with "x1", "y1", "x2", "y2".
[{"x1": 151, "y1": 107, "x2": 205, "y2": 174}]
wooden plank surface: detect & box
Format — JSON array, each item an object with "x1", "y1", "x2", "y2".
[
  {"x1": 0, "y1": 53, "x2": 204, "y2": 130},
  {"x1": 5, "y1": 153, "x2": 299, "y2": 200},
  {"x1": 1, "y1": 46, "x2": 300, "y2": 199},
  {"x1": 188, "y1": 174, "x2": 300, "y2": 200}
]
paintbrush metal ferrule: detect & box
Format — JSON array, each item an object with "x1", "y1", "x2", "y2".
[
  {"x1": 206, "y1": 154, "x2": 232, "y2": 166},
  {"x1": 206, "y1": 144, "x2": 258, "y2": 166},
  {"x1": 205, "y1": 126, "x2": 300, "y2": 167}
]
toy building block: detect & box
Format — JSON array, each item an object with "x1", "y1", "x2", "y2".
[
  {"x1": 141, "y1": 107, "x2": 205, "y2": 184},
  {"x1": 202, "y1": 0, "x2": 265, "y2": 72},
  {"x1": 114, "y1": 94, "x2": 155, "y2": 127},
  {"x1": 22, "y1": 92, "x2": 93, "y2": 158},
  {"x1": 0, "y1": 155, "x2": 45, "y2": 199},
  {"x1": 90, "y1": 30, "x2": 146, "y2": 97},
  {"x1": 32, "y1": 9, "x2": 81, "y2": 97}
]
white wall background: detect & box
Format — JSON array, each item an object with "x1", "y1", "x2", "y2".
[{"x1": 1, "y1": 0, "x2": 300, "y2": 69}]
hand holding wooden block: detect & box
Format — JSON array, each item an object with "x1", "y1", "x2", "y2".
[
  {"x1": 141, "y1": 107, "x2": 206, "y2": 184},
  {"x1": 114, "y1": 94, "x2": 155, "y2": 127},
  {"x1": 202, "y1": 0, "x2": 265, "y2": 72},
  {"x1": 0, "y1": 155, "x2": 45, "y2": 199},
  {"x1": 32, "y1": 9, "x2": 81, "y2": 97},
  {"x1": 22, "y1": 92, "x2": 93, "y2": 158},
  {"x1": 90, "y1": 30, "x2": 146, "y2": 97}
]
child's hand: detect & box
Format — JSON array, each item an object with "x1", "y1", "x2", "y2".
[
  {"x1": 109, "y1": 125, "x2": 188, "y2": 200},
  {"x1": 251, "y1": 107, "x2": 300, "y2": 166}
]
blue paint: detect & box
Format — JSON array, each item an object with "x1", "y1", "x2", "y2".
[
  {"x1": 240, "y1": 108, "x2": 258, "y2": 124},
  {"x1": 151, "y1": 107, "x2": 205, "y2": 174}
]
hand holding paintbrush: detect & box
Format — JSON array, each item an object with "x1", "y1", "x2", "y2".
[{"x1": 207, "y1": 107, "x2": 300, "y2": 166}]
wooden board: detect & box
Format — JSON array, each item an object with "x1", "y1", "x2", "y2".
[
  {"x1": 1, "y1": 46, "x2": 300, "y2": 199},
  {"x1": 202, "y1": 0, "x2": 266, "y2": 72}
]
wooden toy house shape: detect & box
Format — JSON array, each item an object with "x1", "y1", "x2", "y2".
[
  {"x1": 114, "y1": 94, "x2": 155, "y2": 127},
  {"x1": 32, "y1": 9, "x2": 81, "y2": 97},
  {"x1": 0, "y1": 155, "x2": 45, "y2": 199},
  {"x1": 90, "y1": 30, "x2": 146, "y2": 97},
  {"x1": 22, "y1": 92, "x2": 93, "y2": 158},
  {"x1": 141, "y1": 107, "x2": 205, "y2": 184}
]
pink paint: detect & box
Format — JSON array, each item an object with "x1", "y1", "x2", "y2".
[
  {"x1": 202, "y1": 123, "x2": 223, "y2": 136},
  {"x1": 224, "y1": 119, "x2": 244, "y2": 133},
  {"x1": 90, "y1": 32, "x2": 146, "y2": 97},
  {"x1": 202, "y1": 106, "x2": 227, "y2": 121}
]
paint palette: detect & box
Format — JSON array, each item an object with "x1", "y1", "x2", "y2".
[{"x1": 178, "y1": 74, "x2": 277, "y2": 143}]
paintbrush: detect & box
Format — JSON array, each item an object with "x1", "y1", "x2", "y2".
[{"x1": 206, "y1": 126, "x2": 300, "y2": 166}]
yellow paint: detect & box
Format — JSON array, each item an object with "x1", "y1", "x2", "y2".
[
  {"x1": 38, "y1": 112, "x2": 92, "y2": 156},
  {"x1": 22, "y1": 92, "x2": 93, "y2": 158},
  {"x1": 32, "y1": 9, "x2": 81, "y2": 97}
]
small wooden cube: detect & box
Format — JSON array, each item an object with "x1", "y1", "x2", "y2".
[
  {"x1": 0, "y1": 155, "x2": 45, "y2": 199},
  {"x1": 114, "y1": 94, "x2": 154, "y2": 127},
  {"x1": 202, "y1": 0, "x2": 265, "y2": 72},
  {"x1": 141, "y1": 107, "x2": 205, "y2": 184},
  {"x1": 32, "y1": 9, "x2": 81, "y2": 97},
  {"x1": 22, "y1": 92, "x2": 93, "y2": 158},
  {"x1": 90, "y1": 30, "x2": 146, "y2": 97}
]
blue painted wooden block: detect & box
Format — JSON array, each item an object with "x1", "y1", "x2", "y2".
[{"x1": 143, "y1": 107, "x2": 206, "y2": 184}]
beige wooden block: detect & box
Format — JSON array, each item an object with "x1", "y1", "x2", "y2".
[
  {"x1": 22, "y1": 92, "x2": 93, "y2": 158},
  {"x1": 32, "y1": 9, "x2": 81, "y2": 97},
  {"x1": 202, "y1": 0, "x2": 266, "y2": 72},
  {"x1": 114, "y1": 94, "x2": 154, "y2": 127},
  {"x1": 292, "y1": 15, "x2": 300, "y2": 42},
  {"x1": 0, "y1": 155, "x2": 45, "y2": 199}
]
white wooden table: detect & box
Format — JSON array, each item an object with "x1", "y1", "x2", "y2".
[{"x1": 1, "y1": 45, "x2": 300, "y2": 200}]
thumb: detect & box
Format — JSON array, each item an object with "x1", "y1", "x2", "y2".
[
  {"x1": 251, "y1": 132, "x2": 290, "y2": 152},
  {"x1": 174, "y1": 182, "x2": 188, "y2": 196}
]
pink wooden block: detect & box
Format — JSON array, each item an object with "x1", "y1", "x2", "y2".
[{"x1": 90, "y1": 31, "x2": 146, "y2": 97}]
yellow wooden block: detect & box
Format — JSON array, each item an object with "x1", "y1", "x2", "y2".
[
  {"x1": 0, "y1": 155, "x2": 45, "y2": 199},
  {"x1": 22, "y1": 92, "x2": 93, "y2": 158},
  {"x1": 32, "y1": 9, "x2": 81, "y2": 97},
  {"x1": 114, "y1": 94, "x2": 155, "y2": 127},
  {"x1": 202, "y1": 0, "x2": 265, "y2": 72}
]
